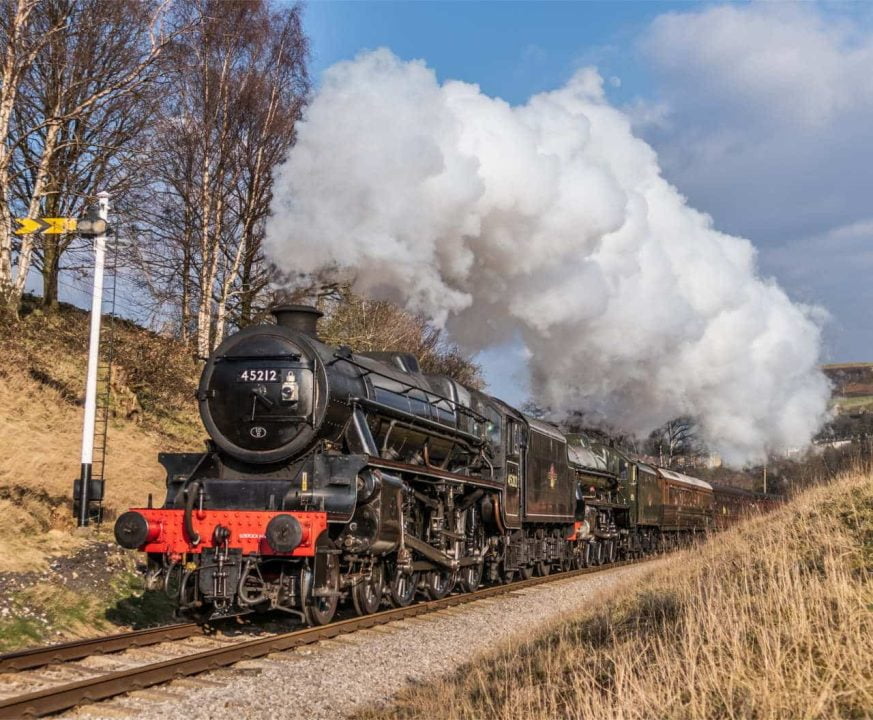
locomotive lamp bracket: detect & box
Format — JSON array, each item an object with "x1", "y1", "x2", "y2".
[{"x1": 281, "y1": 371, "x2": 299, "y2": 404}]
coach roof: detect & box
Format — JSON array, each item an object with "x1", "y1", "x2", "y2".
[{"x1": 658, "y1": 467, "x2": 713, "y2": 491}]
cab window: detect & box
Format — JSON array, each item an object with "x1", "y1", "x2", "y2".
[
  {"x1": 484, "y1": 408, "x2": 502, "y2": 447},
  {"x1": 506, "y1": 419, "x2": 522, "y2": 456}
]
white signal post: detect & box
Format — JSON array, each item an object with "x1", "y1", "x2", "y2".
[{"x1": 77, "y1": 191, "x2": 111, "y2": 527}]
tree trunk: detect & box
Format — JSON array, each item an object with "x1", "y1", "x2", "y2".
[
  {"x1": 0, "y1": 0, "x2": 39, "y2": 314},
  {"x1": 214, "y1": 234, "x2": 247, "y2": 344},
  {"x1": 180, "y1": 230, "x2": 191, "y2": 346},
  {"x1": 196, "y1": 195, "x2": 223, "y2": 359},
  {"x1": 42, "y1": 237, "x2": 61, "y2": 309},
  {"x1": 13, "y1": 119, "x2": 61, "y2": 304},
  {"x1": 238, "y1": 245, "x2": 256, "y2": 326},
  {"x1": 40, "y1": 179, "x2": 61, "y2": 310},
  {"x1": 195, "y1": 147, "x2": 215, "y2": 359}
]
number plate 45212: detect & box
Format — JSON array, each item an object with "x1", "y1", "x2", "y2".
[{"x1": 237, "y1": 368, "x2": 281, "y2": 382}]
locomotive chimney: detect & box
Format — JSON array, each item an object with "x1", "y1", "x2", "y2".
[{"x1": 270, "y1": 304, "x2": 323, "y2": 339}]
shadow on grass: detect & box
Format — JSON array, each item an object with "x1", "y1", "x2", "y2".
[{"x1": 104, "y1": 573, "x2": 178, "y2": 629}]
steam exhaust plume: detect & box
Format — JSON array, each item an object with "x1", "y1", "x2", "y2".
[{"x1": 266, "y1": 49, "x2": 830, "y2": 466}]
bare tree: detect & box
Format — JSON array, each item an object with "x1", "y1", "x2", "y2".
[
  {"x1": 316, "y1": 286, "x2": 484, "y2": 388},
  {"x1": 0, "y1": 0, "x2": 307, "y2": 348},
  {"x1": 0, "y1": 0, "x2": 69, "y2": 315},
  {"x1": 8, "y1": 0, "x2": 178, "y2": 312},
  {"x1": 647, "y1": 417, "x2": 701, "y2": 467},
  {"x1": 213, "y1": 9, "x2": 306, "y2": 340},
  {"x1": 134, "y1": 0, "x2": 307, "y2": 355}
]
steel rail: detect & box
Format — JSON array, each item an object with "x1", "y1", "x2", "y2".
[
  {"x1": 0, "y1": 623, "x2": 204, "y2": 673},
  {"x1": 0, "y1": 559, "x2": 647, "y2": 719}
]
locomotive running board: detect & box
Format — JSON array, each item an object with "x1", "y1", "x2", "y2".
[{"x1": 365, "y1": 456, "x2": 503, "y2": 491}]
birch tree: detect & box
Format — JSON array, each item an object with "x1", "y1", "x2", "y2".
[
  {"x1": 6, "y1": 0, "x2": 177, "y2": 314},
  {"x1": 0, "y1": 0, "x2": 67, "y2": 315},
  {"x1": 135, "y1": 0, "x2": 307, "y2": 355},
  {"x1": 214, "y1": 7, "x2": 307, "y2": 338}
]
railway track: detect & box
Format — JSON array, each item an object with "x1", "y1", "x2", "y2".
[
  {"x1": 0, "y1": 558, "x2": 645, "y2": 718},
  {"x1": 0, "y1": 623, "x2": 204, "y2": 673}
]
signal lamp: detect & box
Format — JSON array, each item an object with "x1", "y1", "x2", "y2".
[{"x1": 78, "y1": 205, "x2": 111, "y2": 237}]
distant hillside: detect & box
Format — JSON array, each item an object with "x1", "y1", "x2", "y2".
[{"x1": 822, "y1": 362, "x2": 873, "y2": 414}]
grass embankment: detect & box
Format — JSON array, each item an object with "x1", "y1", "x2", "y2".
[
  {"x1": 361, "y1": 471, "x2": 873, "y2": 720},
  {"x1": 0, "y1": 299, "x2": 201, "y2": 570},
  {"x1": 835, "y1": 395, "x2": 873, "y2": 413},
  {"x1": 0, "y1": 300, "x2": 200, "y2": 648},
  {"x1": 0, "y1": 562, "x2": 176, "y2": 653}
]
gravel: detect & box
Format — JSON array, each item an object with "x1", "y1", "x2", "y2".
[{"x1": 71, "y1": 561, "x2": 663, "y2": 720}]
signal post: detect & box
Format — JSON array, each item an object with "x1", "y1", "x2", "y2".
[
  {"x1": 76, "y1": 192, "x2": 111, "y2": 526},
  {"x1": 14, "y1": 195, "x2": 113, "y2": 525}
]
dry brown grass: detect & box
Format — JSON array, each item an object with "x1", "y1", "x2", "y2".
[
  {"x1": 360, "y1": 472, "x2": 873, "y2": 720},
  {"x1": 0, "y1": 372, "x2": 170, "y2": 570},
  {"x1": 0, "y1": 300, "x2": 203, "y2": 571}
]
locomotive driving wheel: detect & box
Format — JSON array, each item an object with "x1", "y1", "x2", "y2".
[
  {"x1": 575, "y1": 541, "x2": 591, "y2": 569},
  {"x1": 518, "y1": 565, "x2": 533, "y2": 580},
  {"x1": 301, "y1": 556, "x2": 339, "y2": 626},
  {"x1": 424, "y1": 569, "x2": 456, "y2": 600},
  {"x1": 352, "y1": 561, "x2": 384, "y2": 616},
  {"x1": 591, "y1": 540, "x2": 605, "y2": 566},
  {"x1": 458, "y1": 561, "x2": 484, "y2": 593},
  {"x1": 497, "y1": 557, "x2": 515, "y2": 584},
  {"x1": 387, "y1": 563, "x2": 419, "y2": 607},
  {"x1": 457, "y1": 507, "x2": 485, "y2": 592}
]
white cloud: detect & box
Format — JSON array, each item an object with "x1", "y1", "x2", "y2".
[
  {"x1": 644, "y1": 5, "x2": 873, "y2": 128},
  {"x1": 639, "y1": 4, "x2": 873, "y2": 361}
]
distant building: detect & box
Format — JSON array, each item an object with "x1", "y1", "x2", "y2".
[{"x1": 705, "y1": 452, "x2": 722, "y2": 469}]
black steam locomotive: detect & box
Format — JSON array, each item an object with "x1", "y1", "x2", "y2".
[{"x1": 114, "y1": 305, "x2": 777, "y2": 624}]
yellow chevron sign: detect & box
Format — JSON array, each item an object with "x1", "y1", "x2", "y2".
[{"x1": 14, "y1": 217, "x2": 78, "y2": 235}]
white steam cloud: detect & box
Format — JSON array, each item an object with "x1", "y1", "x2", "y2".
[{"x1": 266, "y1": 49, "x2": 831, "y2": 466}]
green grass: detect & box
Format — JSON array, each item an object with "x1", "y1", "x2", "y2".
[
  {"x1": 834, "y1": 395, "x2": 873, "y2": 411},
  {"x1": 104, "y1": 571, "x2": 178, "y2": 629},
  {"x1": 0, "y1": 585, "x2": 96, "y2": 652},
  {"x1": 0, "y1": 617, "x2": 44, "y2": 653},
  {"x1": 0, "y1": 568, "x2": 178, "y2": 652}
]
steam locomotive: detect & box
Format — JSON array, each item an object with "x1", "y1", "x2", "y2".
[{"x1": 114, "y1": 305, "x2": 777, "y2": 624}]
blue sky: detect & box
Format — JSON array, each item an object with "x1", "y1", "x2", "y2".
[
  {"x1": 304, "y1": 1, "x2": 672, "y2": 105},
  {"x1": 302, "y1": 1, "x2": 873, "y2": 403}
]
